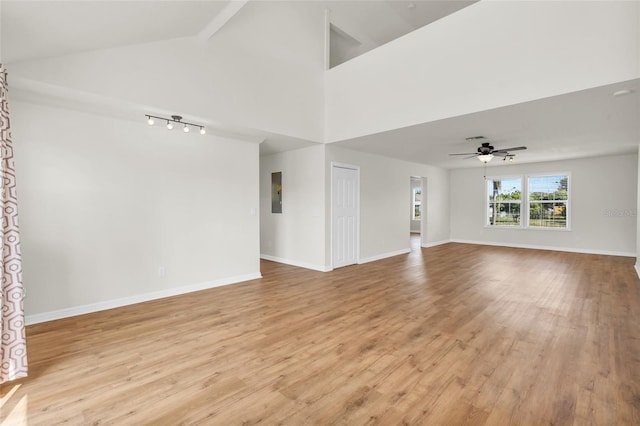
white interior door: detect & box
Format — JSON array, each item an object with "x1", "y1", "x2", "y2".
[{"x1": 332, "y1": 164, "x2": 359, "y2": 268}]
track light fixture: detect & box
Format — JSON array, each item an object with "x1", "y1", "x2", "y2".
[{"x1": 146, "y1": 114, "x2": 206, "y2": 135}]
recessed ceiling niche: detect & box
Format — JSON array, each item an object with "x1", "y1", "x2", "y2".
[{"x1": 329, "y1": 23, "x2": 362, "y2": 68}]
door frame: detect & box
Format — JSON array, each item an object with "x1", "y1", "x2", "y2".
[
  {"x1": 330, "y1": 162, "x2": 360, "y2": 270},
  {"x1": 420, "y1": 177, "x2": 427, "y2": 247}
]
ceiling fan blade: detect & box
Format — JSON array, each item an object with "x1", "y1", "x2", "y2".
[
  {"x1": 492, "y1": 146, "x2": 527, "y2": 153},
  {"x1": 449, "y1": 152, "x2": 477, "y2": 156},
  {"x1": 493, "y1": 152, "x2": 509, "y2": 157},
  {"x1": 464, "y1": 155, "x2": 478, "y2": 159}
]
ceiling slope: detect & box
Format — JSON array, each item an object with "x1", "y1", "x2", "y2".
[{"x1": 1, "y1": 1, "x2": 230, "y2": 63}]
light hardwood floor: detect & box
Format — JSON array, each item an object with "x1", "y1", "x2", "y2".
[{"x1": 2, "y1": 241, "x2": 640, "y2": 425}]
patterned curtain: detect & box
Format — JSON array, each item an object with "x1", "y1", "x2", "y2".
[{"x1": 0, "y1": 64, "x2": 27, "y2": 384}]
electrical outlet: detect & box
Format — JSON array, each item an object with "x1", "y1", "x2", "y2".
[{"x1": 158, "y1": 266, "x2": 166, "y2": 278}]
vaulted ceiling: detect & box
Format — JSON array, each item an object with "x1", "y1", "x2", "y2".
[
  {"x1": 2, "y1": 1, "x2": 638, "y2": 168},
  {"x1": 2, "y1": 0, "x2": 474, "y2": 64},
  {"x1": 1, "y1": 1, "x2": 228, "y2": 63}
]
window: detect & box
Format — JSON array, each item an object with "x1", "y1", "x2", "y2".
[
  {"x1": 487, "y1": 177, "x2": 522, "y2": 226},
  {"x1": 486, "y1": 173, "x2": 570, "y2": 230},
  {"x1": 412, "y1": 188, "x2": 422, "y2": 220},
  {"x1": 271, "y1": 172, "x2": 282, "y2": 213},
  {"x1": 528, "y1": 175, "x2": 569, "y2": 229}
]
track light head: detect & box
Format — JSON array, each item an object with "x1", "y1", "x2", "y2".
[{"x1": 146, "y1": 114, "x2": 205, "y2": 135}]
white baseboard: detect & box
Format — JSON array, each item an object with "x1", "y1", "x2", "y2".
[
  {"x1": 25, "y1": 272, "x2": 262, "y2": 325},
  {"x1": 635, "y1": 263, "x2": 640, "y2": 280},
  {"x1": 358, "y1": 248, "x2": 411, "y2": 265},
  {"x1": 421, "y1": 239, "x2": 451, "y2": 248},
  {"x1": 260, "y1": 254, "x2": 331, "y2": 272},
  {"x1": 449, "y1": 239, "x2": 636, "y2": 258}
]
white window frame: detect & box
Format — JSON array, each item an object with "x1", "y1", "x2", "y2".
[
  {"x1": 525, "y1": 172, "x2": 571, "y2": 231},
  {"x1": 485, "y1": 172, "x2": 571, "y2": 231},
  {"x1": 412, "y1": 187, "x2": 422, "y2": 221},
  {"x1": 485, "y1": 175, "x2": 524, "y2": 228}
]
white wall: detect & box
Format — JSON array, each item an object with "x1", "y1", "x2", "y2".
[
  {"x1": 260, "y1": 145, "x2": 450, "y2": 271},
  {"x1": 325, "y1": 146, "x2": 450, "y2": 264},
  {"x1": 8, "y1": 1, "x2": 326, "y2": 142},
  {"x1": 260, "y1": 145, "x2": 326, "y2": 271},
  {"x1": 11, "y1": 99, "x2": 260, "y2": 322},
  {"x1": 326, "y1": 0, "x2": 640, "y2": 141},
  {"x1": 637, "y1": 146, "x2": 640, "y2": 276},
  {"x1": 450, "y1": 154, "x2": 638, "y2": 256}
]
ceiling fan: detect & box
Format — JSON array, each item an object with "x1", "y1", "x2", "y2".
[{"x1": 449, "y1": 137, "x2": 527, "y2": 163}]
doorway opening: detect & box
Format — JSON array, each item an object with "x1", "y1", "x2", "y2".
[{"x1": 410, "y1": 177, "x2": 426, "y2": 251}]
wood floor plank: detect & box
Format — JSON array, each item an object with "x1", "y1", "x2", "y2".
[{"x1": 2, "y1": 239, "x2": 640, "y2": 424}]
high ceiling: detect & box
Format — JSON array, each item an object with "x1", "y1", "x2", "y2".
[
  {"x1": 1, "y1": 1, "x2": 638, "y2": 168},
  {"x1": 328, "y1": 0, "x2": 476, "y2": 66},
  {"x1": 0, "y1": 1, "x2": 228, "y2": 63},
  {"x1": 1, "y1": 0, "x2": 475, "y2": 64}
]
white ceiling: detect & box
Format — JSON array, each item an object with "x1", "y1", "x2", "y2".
[
  {"x1": 328, "y1": 0, "x2": 476, "y2": 66},
  {"x1": 332, "y1": 78, "x2": 640, "y2": 168},
  {"x1": 1, "y1": 1, "x2": 638, "y2": 168},
  {"x1": 1, "y1": 0, "x2": 475, "y2": 64},
  {"x1": 0, "y1": 1, "x2": 229, "y2": 63}
]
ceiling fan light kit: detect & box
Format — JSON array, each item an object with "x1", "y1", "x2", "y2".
[{"x1": 450, "y1": 139, "x2": 527, "y2": 164}]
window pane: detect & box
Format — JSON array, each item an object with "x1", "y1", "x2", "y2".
[
  {"x1": 529, "y1": 176, "x2": 568, "y2": 201},
  {"x1": 527, "y1": 175, "x2": 569, "y2": 229},
  {"x1": 488, "y1": 202, "x2": 521, "y2": 226},
  {"x1": 529, "y1": 201, "x2": 567, "y2": 228},
  {"x1": 413, "y1": 188, "x2": 421, "y2": 220},
  {"x1": 487, "y1": 177, "x2": 522, "y2": 227},
  {"x1": 488, "y1": 178, "x2": 522, "y2": 201}
]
